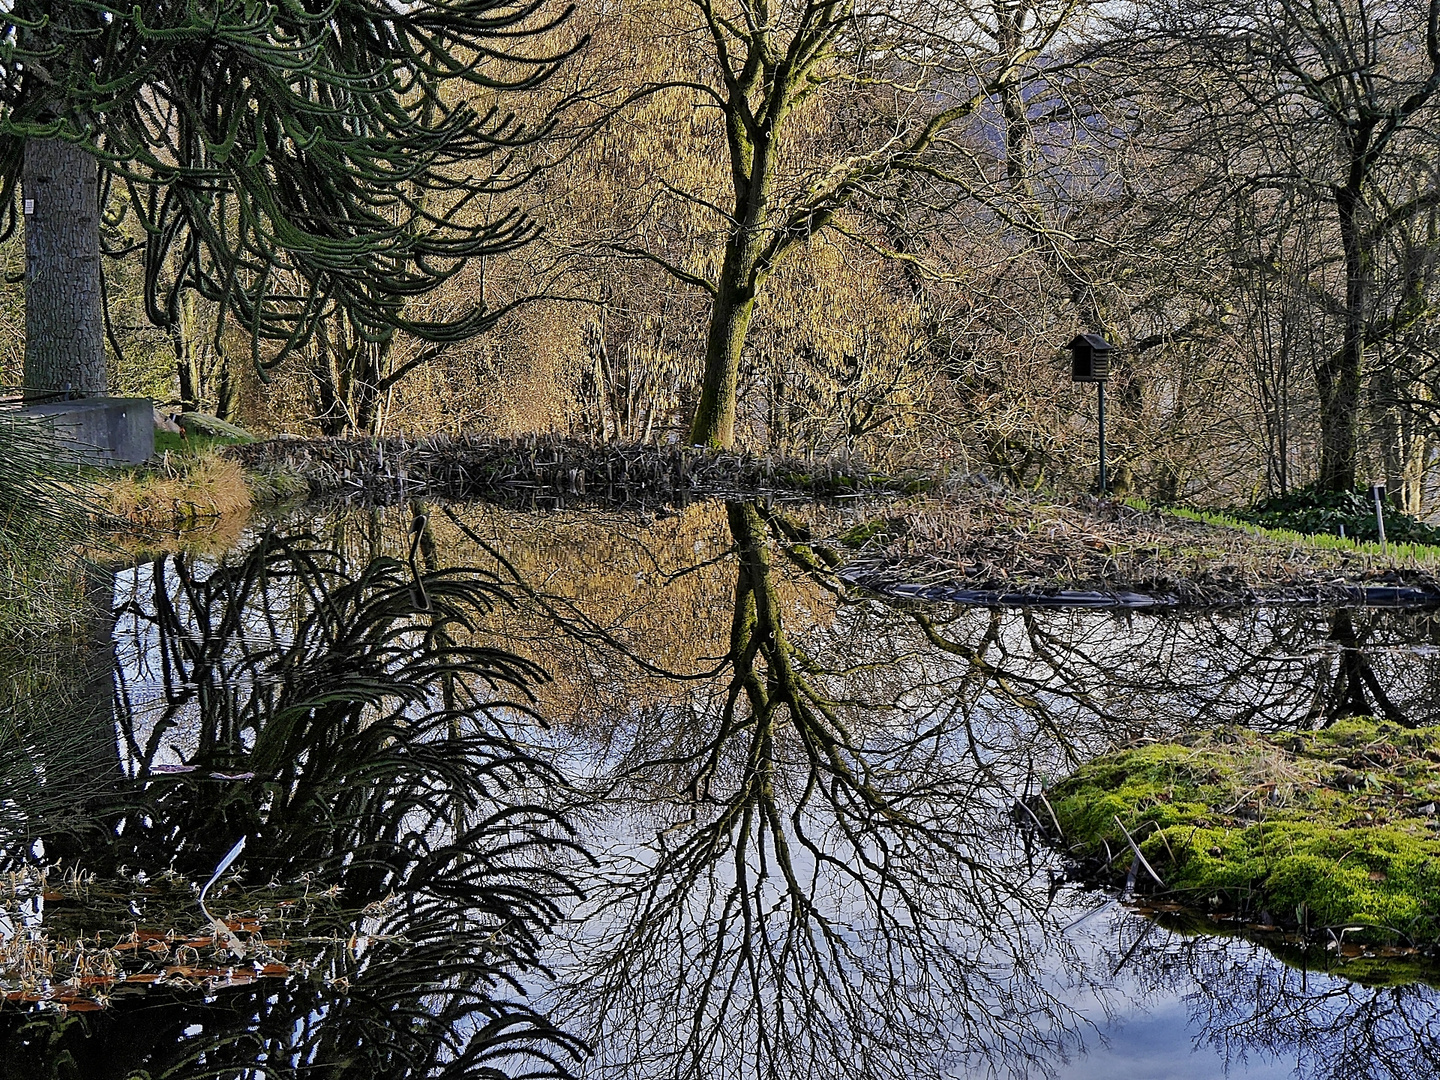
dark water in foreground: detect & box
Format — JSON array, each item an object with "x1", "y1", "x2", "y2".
[{"x1": 2, "y1": 498, "x2": 1439, "y2": 1080}]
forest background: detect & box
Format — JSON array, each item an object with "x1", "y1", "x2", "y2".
[{"x1": 2, "y1": 0, "x2": 1437, "y2": 513}]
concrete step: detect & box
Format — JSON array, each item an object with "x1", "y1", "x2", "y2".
[{"x1": 8, "y1": 397, "x2": 155, "y2": 466}]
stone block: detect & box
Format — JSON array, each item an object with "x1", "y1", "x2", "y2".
[{"x1": 15, "y1": 397, "x2": 155, "y2": 466}]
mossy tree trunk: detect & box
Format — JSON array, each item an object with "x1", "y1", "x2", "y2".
[
  {"x1": 307, "y1": 320, "x2": 391, "y2": 436},
  {"x1": 627, "y1": 0, "x2": 1015, "y2": 451},
  {"x1": 305, "y1": 319, "x2": 446, "y2": 436},
  {"x1": 690, "y1": 174, "x2": 769, "y2": 448},
  {"x1": 170, "y1": 292, "x2": 239, "y2": 420},
  {"x1": 1316, "y1": 186, "x2": 1370, "y2": 494}
]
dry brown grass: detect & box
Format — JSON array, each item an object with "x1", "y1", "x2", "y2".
[
  {"x1": 835, "y1": 482, "x2": 1440, "y2": 603},
  {"x1": 99, "y1": 450, "x2": 253, "y2": 529}
]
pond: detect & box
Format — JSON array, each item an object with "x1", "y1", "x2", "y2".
[{"x1": 2, "y1": 497, "x2": 1438, "y2": 1079}]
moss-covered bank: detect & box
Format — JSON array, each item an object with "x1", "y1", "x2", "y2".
[{"x1": 1044, "y1": 719, "x2": 1440, "y2": 950}]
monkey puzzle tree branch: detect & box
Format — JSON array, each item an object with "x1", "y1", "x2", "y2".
[{"x1": 0, "y1": 0, "x2": 586, "y2": 371}]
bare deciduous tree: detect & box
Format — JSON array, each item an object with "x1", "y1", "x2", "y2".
[{"x1": 1135, "y1": 0, "x2": 1440, "y2": 493}]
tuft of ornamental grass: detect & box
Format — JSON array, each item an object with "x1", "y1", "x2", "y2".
[
  {"x1": 99, "y1": 433, "x2": 307, "y2": 531},
  {"x1": 101, "y1": 448, "x2": 253, "y2": 527}
]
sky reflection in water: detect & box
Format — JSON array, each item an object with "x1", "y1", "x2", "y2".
[{"x1": 2, "y1": 498, "x2": 1439, "y2": 1079}]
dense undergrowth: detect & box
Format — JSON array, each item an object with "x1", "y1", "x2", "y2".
[
  {"x1": 1044, "y1": 719, "x2": 1440, "y2": 949},
  {"x1": 1230, "y1": 484, "x2": 1440, "y2": 544}
]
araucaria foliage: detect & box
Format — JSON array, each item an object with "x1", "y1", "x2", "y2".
[{"x1": 0, "y1": 1, "x2": 580, "y2": 369}]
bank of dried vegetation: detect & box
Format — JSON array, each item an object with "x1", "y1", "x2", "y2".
[
  {"x1": 224, "y1": 434, "x2": 913, "y2": 502},
  {"x1": 85, "y1": 434, "x2": 1440, "y2": 607},
  {"x1": 834, "y1": 483, "x2": 1440, "y2": 606}
]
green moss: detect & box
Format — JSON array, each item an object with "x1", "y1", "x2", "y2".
[
  {"x1": 838, "y1": 519, "x2": 893, "y2": 547},
  {"x1": 1047, "y1": 720, "x2": 1440, "y2": 947},
  {"x1": 153, "y1": 430, "x2": 250, "y2": 458}
]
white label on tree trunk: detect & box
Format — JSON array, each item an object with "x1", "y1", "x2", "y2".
[{"x1": 23, "y1": 199, "x2": 33, "y2": 216}]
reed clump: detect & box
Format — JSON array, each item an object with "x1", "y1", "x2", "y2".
[{"x1": 0, "y1": 413, "x2": 93, "y2": 643}]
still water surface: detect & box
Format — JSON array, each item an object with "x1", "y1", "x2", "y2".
[{"x1": 2, "y1": 498, "x2": 1438, "y2": 1079}]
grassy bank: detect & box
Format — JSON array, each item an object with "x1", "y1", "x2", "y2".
[
  {"x1": 1130, "y1": 498, "x2": 1440, "y2": 564},
  {"x1": 96, "y1": 434, "x2": 307, "y2": 531},
  {"x1": 1227, "y1": 483, "x2": 1440, "y2": 545},
  {"x1": 1042, "y1": 718, "x2": 1440, "y2": 955}
]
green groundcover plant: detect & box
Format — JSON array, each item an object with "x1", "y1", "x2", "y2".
[
  {"x1": 1046, "y1": 718, "x2": 1440, "y2": 947},
  {"x1": 1233, "y1": 484, "x2": 1440, "y2": 543}
]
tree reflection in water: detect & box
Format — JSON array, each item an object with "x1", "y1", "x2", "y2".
[
  {"x1": 514, "y1": 500, "x2": 1093, "y2": 1080},
  {"x1": 1, "y1": 529, "x2": 585, "y2": 1079},
  {"x1": 5, "y1": 499, "x2": 1440, "y2": 1080},
  {"x1": 439, "y1": 498, "x2": 1440, "y2": 1080},
  {"x1": 1090, "y1": 914, "x2": 1440, "y2": 1080}
]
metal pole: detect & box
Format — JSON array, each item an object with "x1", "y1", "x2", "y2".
[{"x1": 1098, "y1": 381, "x2": 1107, "y2": 495}]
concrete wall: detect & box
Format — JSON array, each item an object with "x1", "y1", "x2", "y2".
[{"x1": 15, "y1": 397, "x2": 155, "y2": 466}]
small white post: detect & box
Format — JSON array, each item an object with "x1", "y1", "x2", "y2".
[{"x1": 1370, "y1": 483, "x2": 1387, "y2": 553}]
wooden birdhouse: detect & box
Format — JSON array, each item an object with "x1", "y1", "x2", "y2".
[{"x1": 1068, "y1": 333, "x2": 1114, "y2": 382}]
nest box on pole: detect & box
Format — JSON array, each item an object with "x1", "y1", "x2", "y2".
[
  {"x1": 1066, "y1": 333, "x2": 1117, "y2": 494},
  {"x1": 1068, "y1": 333, "x2": 1114, "y2": 383}
]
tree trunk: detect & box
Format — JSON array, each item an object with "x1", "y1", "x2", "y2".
[
  {"x1": 1316, "y1": 351, "x2": 1362, "y2": 494},
  {"x1": 1401, "y1": 416, "x2": 1426, "y2": 514},
  {"x1": 171, "y1": 291, "x2": 237, "y2": 417},
  {"x1": 214, "y1": 355, "x2": 239, "y2": 422},
  {"x1": 173, "y1": 322, "x2": 201, "y2": 413},
  {"x1": 690, "y1": 110, "x2": 776, "y2": 451},
  {"x1": 307, "y1": 320, "x2": 385, "y2": 436},
  {"x1": 690, "y1": 269, "x2": 756, "y2": 448},
  {"x1": 22, "y1": 138, "x2": 105, "y2": 400},
  {"x1": 1317, "y1": 188, "x2": 1368, "y2": 493}
]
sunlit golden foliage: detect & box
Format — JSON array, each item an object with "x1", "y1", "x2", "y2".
[{"x1": 7, "y1": 0, "x2": 1425, "y2": 514}]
